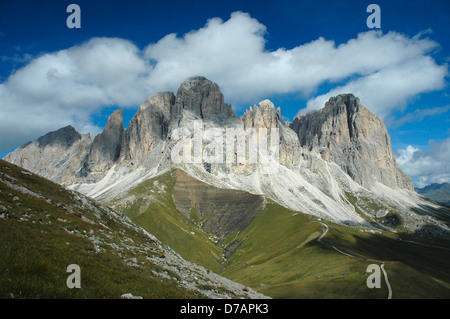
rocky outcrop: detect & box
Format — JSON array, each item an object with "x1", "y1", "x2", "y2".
[
  {"x1": 37, "y1": 125, "x2": 82, "y2": 149},
  {"x1": 291, "y1": 94, "x2": 414, "y2": 190},
  {"x1": 88, "y1": 109, "x2": 124, "y2": 174},
  {"x1": 241, "y1": 99, "x2": 301, "y2": 167},
  {"x1": 4, "y1": 126, "x2": 91, "y2": 185},
  {"x1": 241, "y1": 99, "x2": 281, "y2": 130},
  {"x1": 120, "y1": 92, "x2": 173, "y2": 163},
  {"x1": 172, "y1": 76, "x2": 236, "y2": 119}
]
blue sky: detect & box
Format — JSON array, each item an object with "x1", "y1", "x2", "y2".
[{"x1": 0, "y1": 0, "x2": 449, "y2": 187}]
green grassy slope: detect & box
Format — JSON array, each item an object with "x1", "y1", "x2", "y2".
[
  {"x1": 111, "y1": 170, "x2": 223, "y2": 273},
  {"x1": 222, "y1": 201, "x2": 450, "y2": 298},
  {"x1": 220, "y1": 202, "x2": 385, "y2": 298},
  {"x1": 0, "y1": 159, "x2": 204, "y2": 299},
  {"x1": 113, "y1": 170, "x2": 450, "y2": 299}
]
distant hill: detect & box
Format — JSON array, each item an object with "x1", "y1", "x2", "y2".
[{"x1": 416, "y1": 183, "x2": 450, "y2": 206}]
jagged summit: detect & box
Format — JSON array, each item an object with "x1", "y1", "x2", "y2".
[
  {"x1": 242, "y1": 99, "x2": 283, "y2": 131},
  {"x1": 178, "y1": 75, "x2": 210, "y2": 88},
  {"x1": 88, "y1": 109, "x2": 124, "y2": 174},
  {"x1": 139, "y1": 91, "x2": 175, "y2": 116},
  {"x1": 172, "y1": 76, "x2": 236, "y2": 119},
  {"x1": 36, "y1": 125, "x2": 82, "y2": 149},
  {"x1": 3, "y1": 79, "x2": 408, "y2": 193},
  {"x1": 291, "y1": 94, "x2": 413, "y2": 190}
]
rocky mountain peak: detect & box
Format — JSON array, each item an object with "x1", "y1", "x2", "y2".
[
  {"x1": 324, "y1": 94, "x2": 360, "y2": 113},
  {"x1": 140, "y1": 91, "x2": 175, "y2": 117},
  {"x1": 36, "y1": 125, "x2": 81, "y2": 149},
  {"x1": 257, "y1": 99, "x2": 275, "y2": 109},
  {"x1": 172, "y1": 76, "x2": 236, "y2": 119},
  {"x1": 4, "y1": 124, "x2": 91, "y2": 186},
  {"x1": 291, "y1": 94, "x2": 414, "y2": 190},
  {"x1": 87, "y1": 109, "x2": 124, "y2": 174},
  {"x1": 242, "y1": 99, "x2": 282, "y2": 130},
  {"x1": 104, "y1": 109, "x2": 124, "y2": 132},
  {"x1": 119, "y1": 92, "x2": 171, "y2": 164},
  {"x1": 178, "y1": 75, "x2": 210, "y2": 90}
]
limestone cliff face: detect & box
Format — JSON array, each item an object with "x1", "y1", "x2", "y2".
[
  {"x1": 172, "y1": 76, "x2": 236, "y2": 119},
  {"x1": 120, "y1": 92, "x2": 174, "y2": 163},
  {"x1": 88, "y1": 109, "x2": 124, "y2": 174},
  {"x1": 4, "y1": 125, "x2": 91, "y2": 185},
  {"x1": 291, "y1": 94, "x2": 414, "y2": 190},
  {"x1": 241, "y1": 99, "x2": 301, "y2": 167}
]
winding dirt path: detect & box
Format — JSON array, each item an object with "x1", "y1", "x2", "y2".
[
  {"x1": 380, "y1": 263, "x2": 393, "y2": 299},
  {"x1": 317, "y1": 222, "x2": 392, "y2": 299}
]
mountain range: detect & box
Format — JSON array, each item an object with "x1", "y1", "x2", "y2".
[
  {"x1": 416, "y1": 183, "x2": 450, "y2": 207},
  {"x1": 3, "y1": 76, "x2": 450, "y2": 298},
  {"x1": 5, "y1": 76, "x2": 447, "y2": 231}
]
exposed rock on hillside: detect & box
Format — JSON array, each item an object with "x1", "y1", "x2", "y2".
[
  {"x1": 173, "y1": 170, "x2": 265, "y2": 241},
  {"x1": 172, "y1": 76, "x2": 236, "y2": 119},
  {"x1": 88, "y1": 109, "x2": 124, "y2": 175},
  {"x1": 291, "y1": 94, "x2": 414, "y2": 190}
]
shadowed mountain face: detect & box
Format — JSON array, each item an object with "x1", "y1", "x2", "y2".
[
  {"x1": 37, "y1": 125, "x2": 81, "y2": 149},
  {"x1": 88, "y1": 109, "x2": 124, "y2": 174},
  {"x1": 172, "y1": 170, "x2": 265, "y2": 241},
  {"x1": 120, "y1": 92, "x2": 173, "y2": 164}
]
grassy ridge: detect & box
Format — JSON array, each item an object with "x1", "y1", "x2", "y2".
[
  {"x1": 220, "y1": 202, "x2": 386, "y2": 298},
  {"x1": 224, "y1": 202, "x2": 450, "y2": 298},
  {"x1": 0, "y1": 221, "x2": 195, "y2": 298},
  {"x1": 325, "y1": 222, "x2": 450, "y2": 298},
  {"x1": 113, "y1": 170, "x2": 223, "y2": 273},
  {"x1": 0, "y1": 160, "x2": 201, "y2": 299}
]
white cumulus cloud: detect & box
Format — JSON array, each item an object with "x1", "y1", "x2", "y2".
[
  {"x1": 304, "y1": 55, "x2": 447, "y2": 119},
  {"x1": 0, "y1": 37, "x2": 152, "y2": 152},
  {"x1": 396, "y1": 138, "x2": 450, "y2": 188},
  {"x1": 0, "y1": 11, "x2": 448, "y2": 153}
]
